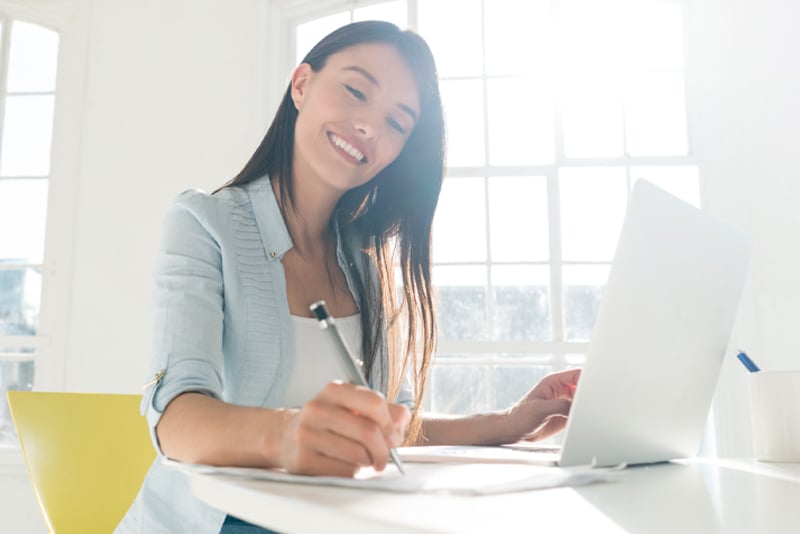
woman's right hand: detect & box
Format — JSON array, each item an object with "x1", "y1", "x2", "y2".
[{"x1": 278, "y1": 381, "x2": 410, "y2": 477}]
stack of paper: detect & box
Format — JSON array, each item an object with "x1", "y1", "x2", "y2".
[{"x1": 165, "y1": 446, "x2": 615, "y2": 495}]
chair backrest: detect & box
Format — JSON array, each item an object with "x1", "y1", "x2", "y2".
[{"x1": 7, "y1": 391, "x2": 155, "y2": 534}]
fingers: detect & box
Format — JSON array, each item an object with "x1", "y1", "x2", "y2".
[
  {"x1": 508, "y1": 394, "x2": 574, "y2": 444},
  {"x1": 549, "y1": 368, "x2": 581, "y2": 393},
  {"x1": 388, "y1": 403, "x2": 412, "y2": 444},
  {"x1": 523, "y1": 414, "x2": 569, "y2": 442},
  {"x1": 282, "y1": 420, "x2": 375, "y2": 476},
  {"x1": 280, "y1": 382, "x2": 409, "y2": 476},
  {"x1": 529, "y1": 368, "x2": 581, "y2": 401},
  {"x1": 318, "y1": 381, "x2": 400, "y2": 435},
  {"x1": 305, "y1": 397, "x2": 393, "y2": 469},
  {"x1": 543, "y1": 397, "x2": 573, "y2": 418}
]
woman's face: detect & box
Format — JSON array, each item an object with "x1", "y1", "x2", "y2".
[{"x1": 290, "y1": 42, "x2": 421, "y2": 194}]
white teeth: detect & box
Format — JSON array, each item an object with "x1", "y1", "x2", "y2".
[{"x1": 330, "y1": 133, "x2": 365, "y2": 162}]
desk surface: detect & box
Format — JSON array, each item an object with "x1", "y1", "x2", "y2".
[{"x1": 189, "y1": 458, "x2": 800, "y2": 534}]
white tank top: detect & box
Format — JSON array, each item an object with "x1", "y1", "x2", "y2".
[{"x1": 282, "y1": 314, "x2": 363, "y2": 408}]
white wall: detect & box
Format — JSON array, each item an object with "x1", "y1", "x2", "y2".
[
  {"x1": 64, "y1": 0, "x2": 271, "y2": 394},
  {"x1": 686, "y1": 0, "x2": 800, "y2": 456}
]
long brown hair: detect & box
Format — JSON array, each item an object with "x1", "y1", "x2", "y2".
[{"x1": 217, "y1": 21, "x2": 445, "y2": 443}]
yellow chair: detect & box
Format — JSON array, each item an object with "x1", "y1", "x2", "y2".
[{"x1": 7, "y1": 391, "x2": 155, "y2": 534}]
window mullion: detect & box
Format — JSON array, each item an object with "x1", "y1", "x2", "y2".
[
  {"x1": 0, "y1": 336, "x2": 45, "y2": 350},
  {"x1": 438, "y1": 340, "x2": 590, "y2": 355},
  {"x1": 547, "y1": 171, "x2": 564, "y2": 345},
  {"x1": 407, "y1": 0, "x2": 418, "y2": 29},
  {"x1": 0, "y1": 14, "x2": 11, "y2": 158},
  {"x1": 0, "y1": 351, "x2": 36, "y2": 362}
]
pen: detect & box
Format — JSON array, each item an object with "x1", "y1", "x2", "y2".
[
  {"x1": 736, "y1": 351, "x2": 761, "y2": 373},
  {"x1": 309, "y1": 300, "x2": 407, "y2": 476}
]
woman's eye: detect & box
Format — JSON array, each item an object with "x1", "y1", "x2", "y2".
[
  {"x1": 345, "y1": 85, "x2": 366, "y2": 101},
  {"x1": 388, "y1": 118, "x2": 406, "y2": 135}
]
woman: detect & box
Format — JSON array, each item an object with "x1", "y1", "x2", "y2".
[{"x1": 116, "y1": 20, "x2": 579, "y2": 534}]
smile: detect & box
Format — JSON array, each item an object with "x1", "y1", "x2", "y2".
[{"x1": 328, "y1": 132, "x2": 367, "y2": 164}]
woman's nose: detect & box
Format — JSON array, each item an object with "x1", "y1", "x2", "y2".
[{"x1": 353, "y1": 110, "x2": 379, "y2": 139}]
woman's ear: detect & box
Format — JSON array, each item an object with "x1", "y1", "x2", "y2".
[{"x1": 290, "y1": 63, "x2": 312, "y2": 111}]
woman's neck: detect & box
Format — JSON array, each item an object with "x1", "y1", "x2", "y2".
[{"x1": 272, "y1": 177, "x2": 339, "y2": 258}]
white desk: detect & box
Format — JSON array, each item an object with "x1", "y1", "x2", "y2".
[{"x1": 189, "y1": 458, "x2": 800, "y2": 534}]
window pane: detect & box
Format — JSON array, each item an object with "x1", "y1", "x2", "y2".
[
  {"x1": 565, "y1": 353, "x2": 587, "y2": 366},
  {"x1": 434, "y1": 265, "x2": 487, "y2": 341},
  {"x1": 433, "y1": 177, "x2": 486, "y2": 263},
  {"x1": 557, "y1": 0, "x2": 627, "y2": 73},
  {"x1": 563, "y1": 264, "x2": 610, "y2": 341},
  {"x1": 494, "y1": 365, "x2": 551, "y2": 410},
  {"x1": 625, "y1": 0, "x2": 684, "y2": 70},
  {"x1": 631, "y1": 167, "x2": 700, "y2": 207},
  {"x1": 559, "y1": 0, "x2": 683, "y2": 72},
  {"x1": 1, "y1": 95, "x2": 56, "y2": 176},
  {"x1": 0, "y1": 268, "x2": 42, "y2": 336},
  {"x1": 418, "y1": 0, "x2": 482, "y2": 77},
  {"x1": 487, "y1": 77, "x2": 554, "y2": 165},
  {"x1": 484, "y1": 0, "x2": 551, "y2": 76},
  {"x1": 296, "y1": 12, "x2": 351, "y2": 64},
  {"x1": 625, "y1": 72, "x2": 688, "y2": 156},
  {"x1": 0, "y1": 354, "x2": 35, "y2": 446},
  {"x1": 7, "y1": 21, "x2": 59, "y2": 93},
  {"x1": 491, "y1": 265, "x2": 550, "y2": 342},
  {"x1": 560, "y1": 168, "x2": 627, "y2": 261},
  {"x1": 431, "y1": 364, "x2": 489, "y2": 414},
  {"x1": 439, "y1": 79, "x2": 485, "y2": 166},
  {"x1": 488, "y1": 176, "x2": 548, "y2": 262},
  {"x1": 0, "y1": 179, "x2": 49, "y2": 263},
  {"x1": 561, "y1": 78, "x2": 624, "y2": 158},
  {"x1": 353, "y1": 1, "x2": 407, "y2": 27}
]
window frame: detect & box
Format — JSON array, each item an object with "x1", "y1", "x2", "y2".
[
  {"x1": 276, "y1": 0, "x2": 698, "y2": 414},
  {"x1": 0, "y1": 0, "x2": 89, "y2": 462},
  {"x1": 280, "y1": 0, "x2": 703, "y2": 414},
  {"x1": 0, "y1": 13, "x2": 57, "y2": 369}
]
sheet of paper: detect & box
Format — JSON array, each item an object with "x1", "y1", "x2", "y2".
[
  {"x1": 165, "y1": 457, "x2": 613, "y2": 495},
  {"x1": 398, "y1": 445, "x2": 563, "y2": 465}
]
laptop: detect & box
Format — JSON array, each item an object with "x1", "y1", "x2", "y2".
[{"x1": 507, "y1": 179, "x2": 753, "y2": 467}]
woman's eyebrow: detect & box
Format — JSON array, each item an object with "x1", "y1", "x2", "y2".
[
  {"x1": 344, "y1": 65, "x2": 380, "y2": 86},
  {"x1": 343, "y1": 65, "x2": 418, "y2": 123}
]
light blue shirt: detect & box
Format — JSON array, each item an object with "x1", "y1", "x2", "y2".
[{"x1": 116, "y1": 176, "x2": 412, "y2": 534}]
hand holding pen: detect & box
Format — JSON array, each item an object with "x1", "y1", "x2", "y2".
[{"x1": 310, "y1": 300, "x2": 408, "y2": 475}]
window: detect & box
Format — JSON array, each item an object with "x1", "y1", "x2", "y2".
[
  {"x1": 0, "y1": 17, "x2": 59, "y2": 446},
  {"x1": 286, "y1": 0, "x2": 696, "y2": 416}
]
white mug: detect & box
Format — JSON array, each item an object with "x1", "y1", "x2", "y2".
[{"x1": 749, "y1": 370, "x2": 800, "y2": 462}]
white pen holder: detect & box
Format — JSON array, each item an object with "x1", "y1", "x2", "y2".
[{"x1": 749, "y1": 370, "x2": 800, "y2": 462}]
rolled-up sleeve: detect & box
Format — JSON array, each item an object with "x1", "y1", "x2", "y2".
[{"x1": 141, "y1": 191, "x2": 226, "y2": 454}]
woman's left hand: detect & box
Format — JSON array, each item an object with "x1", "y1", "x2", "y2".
[{"x1": 504, "y1": 368, "x2": 581, "y2": 442}]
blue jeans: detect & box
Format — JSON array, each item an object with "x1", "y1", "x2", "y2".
[{"x1": 219, "y1": 515, "x2": 281, "y2": 534}]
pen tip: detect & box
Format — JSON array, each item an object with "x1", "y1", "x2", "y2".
[{"x1": 390, "y1": 450, "x2": 406, "y2": 476}]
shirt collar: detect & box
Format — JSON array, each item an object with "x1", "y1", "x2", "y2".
[{"x1": 245, "y1": 175, "x2": 293, "y2": 262}]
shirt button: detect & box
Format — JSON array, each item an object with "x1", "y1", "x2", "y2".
[{"x1": 269, "y1": 251, "x2": 277, "y2": 258}]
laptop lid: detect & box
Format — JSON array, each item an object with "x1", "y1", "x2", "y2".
[{"x1": 558, "y1": 180, "x2": 753, "y2": 467}]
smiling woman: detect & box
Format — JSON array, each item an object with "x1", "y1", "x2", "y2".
[
  {"x1": 116, "y1": 17, "x2": 581, "y2": 534},
  {"x1": 289, "y1": 42, "x2": 420, "y2": 192},
  {"x1": 114, "y1": 20, "x2": 446, "y2": 534}
]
